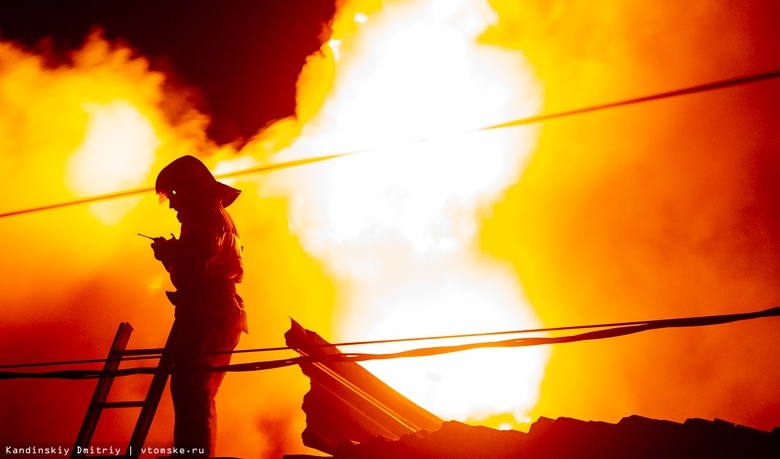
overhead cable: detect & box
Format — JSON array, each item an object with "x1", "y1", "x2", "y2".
[
  {"x1": 0, "y1": 355, "x2": 155, "y2": 371},
  {"x1": 2, "y1": 306, "x2": 777, "y2": 380},
  {"x1": 1, "y1": 304, "x2": 771, "y2": 371},
  {"x1": 1, "y1": 68, "x2": 778, "y2": 219}
]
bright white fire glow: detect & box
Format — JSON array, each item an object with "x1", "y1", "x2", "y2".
[
  {"x1": 340, "y1": 256, "x2": 549, "y2": 422},
  {"x1": 265, "y1": 0, "x2": 549, "y2": 427},
  {"x1": 66, "y1": 101, "x2": 159, "y2": 223}
]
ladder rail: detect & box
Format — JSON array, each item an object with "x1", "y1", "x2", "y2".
[
  {"x1": 126, "y1": 323, "x2": 177, "y2": 455},
  {"x1": 72, "y1": 322, "x2": 134, "y2": 454},
  {"x1": 71, "y1": 322, "x2": 175, "y2": 459}
]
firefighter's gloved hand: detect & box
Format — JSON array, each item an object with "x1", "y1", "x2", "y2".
[{"x1": 151, "y1": 236, "x2": 174, "y2": 261}]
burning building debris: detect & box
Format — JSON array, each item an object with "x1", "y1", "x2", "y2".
[
  {"x1": 327, "y1": 417, "x2": 780, "y2": 459},
  {"x1": 284, "y1": 319, "x2": 443, "y2": 454},
  {"x1": 282, "y1": 314, "x2": 780, "y2": 458}
]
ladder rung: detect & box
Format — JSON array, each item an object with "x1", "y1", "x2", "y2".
[
  {"x1": 100, "y1": 401, "x2": 146, "y2": 409},
  {"x1": 119, "y1": 348, "x2": 164, "y2": 357}
]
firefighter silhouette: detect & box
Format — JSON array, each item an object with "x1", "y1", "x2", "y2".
[{"x1": 151, "y1": 155, "x2": 248, "y2": 456}]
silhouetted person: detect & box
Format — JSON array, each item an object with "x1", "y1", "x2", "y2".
[{"x1": 150, "y1": 155, "x2": 248, "y2": 457}]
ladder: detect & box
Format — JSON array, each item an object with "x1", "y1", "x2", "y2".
[{"x1": 72, "y1": 322, "x2": 175, "y2": 458}]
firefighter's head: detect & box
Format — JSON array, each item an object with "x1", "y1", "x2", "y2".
[{"x1": 155, "y1": 155, "x2": 240, "y2": 212}]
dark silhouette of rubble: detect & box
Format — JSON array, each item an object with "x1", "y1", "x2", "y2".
[
  {"x1": 329, "y1": 416, "x2": 780, "y2": 459},
  {"x1": 285, "y1": 320, "x2": 779, "y2": 459},
  {"x1": 285, "y1": 320, "x2": 442, "y2": 454}
]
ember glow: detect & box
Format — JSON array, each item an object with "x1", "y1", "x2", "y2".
[{"x1": 257, "y1": 0, "x2": 549, "y2": 426}]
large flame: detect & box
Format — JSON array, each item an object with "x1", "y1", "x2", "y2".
[{"x1": 254, "y1": 0, "x2": 550, "y2": 428}]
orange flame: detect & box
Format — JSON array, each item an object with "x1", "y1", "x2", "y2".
[{"x1": 252, "y1": 0, "x2": 549, "y2": 428}]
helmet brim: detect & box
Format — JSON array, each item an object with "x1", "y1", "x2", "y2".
[{"x1": 213, "y1": 181, "x2": 241, "y2": 208}]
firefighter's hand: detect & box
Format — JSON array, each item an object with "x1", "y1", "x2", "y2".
[{"x1": 151, "y1": 237, "x2": 173, "y2": 261}]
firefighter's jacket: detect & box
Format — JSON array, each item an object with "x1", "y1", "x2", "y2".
[{"x1": 154, "y1": 204, "x2": 248, "y2": 334}]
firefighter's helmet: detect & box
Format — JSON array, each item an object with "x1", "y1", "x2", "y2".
[{"x1": 155, "y1": 155, "x2": 240, "y2": 207}]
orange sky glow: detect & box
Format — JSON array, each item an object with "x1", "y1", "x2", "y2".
[{"x1": 1, "y1": 1, "x2": 779, "y2": 458}]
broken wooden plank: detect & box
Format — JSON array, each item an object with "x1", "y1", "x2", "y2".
[{"x1": 285, "y1": 319, "x2": 443, "y2": 454}]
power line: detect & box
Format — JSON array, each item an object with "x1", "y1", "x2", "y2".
[
  {"x1": 1, "y1": 68, "x2": 778, "y2": 220},
  {"x1": 2, "y1": 306, "x2": 778, "y2": 379},
  {"x1": 0, "y1": 307, "x2": 740, "y2": 370},
  {"x1": 0, "y1": 186, "x2": 155, "y2": 219},
  {"x1": 479, "y1": 68, "x2": 780, "y2": 132},
  {"x1": 0, "y1": 354, "x2": 156, "y2": 371},
  {"x1": 0, "y1": 314, "x2": 641, "y2": 370},
  {"x1": 222, "y1": 305, "x2": 780, "y2": 374}
]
